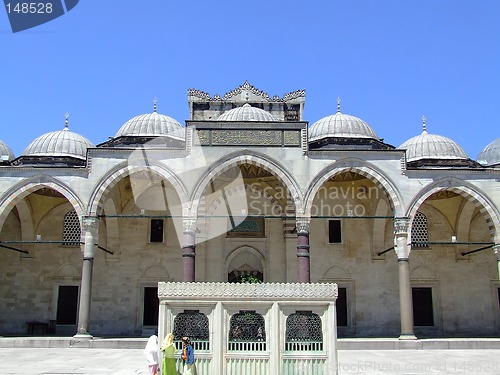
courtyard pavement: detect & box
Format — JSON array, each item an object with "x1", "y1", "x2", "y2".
[{"x1": 0, "y1": 339, "x2": 499, "y2": 374}]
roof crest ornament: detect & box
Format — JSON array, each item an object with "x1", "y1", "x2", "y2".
[
  {"x1": 337, "y1": 97, "x2": 341, "y2": 113},
  {"x1": 187, "y1": 81, "x2": 306, "y2": 102},
  {"x1": 64, "y1": 112, "x2": 69, "y2": 131},
  {"x1": 422, "y1": 116, "x2": 427, "y2": 133},
  {"x1": 153, "y1": 97, "x2": 157, "y2": 113}
]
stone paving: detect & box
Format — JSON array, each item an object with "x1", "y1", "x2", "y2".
[{"x1": 0, "y1": 347, "x2": 499, "y2": 375}]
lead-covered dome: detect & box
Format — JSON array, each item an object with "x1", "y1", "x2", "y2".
[
  {"x1": 0, "y1": 139, "x2": 15, "y2": 161},
  {"x1": 399, "y1": 119, "x2": 468, "y2": 162},
  {"x1": 309, "y1": 104, "x2": 379, "y2": 142},
  {"x1": 217, "y1": 103, "x2": 277, "y2": 121},
  {"x1": 477, "y1": 138, "x2": 500, "y2": 166},
  {"x1": 115, "y1": 104, "x2": 184, "y2": 140},
  {"x1": 22, "y1": 117, "x2": 95, "y2": 160}
]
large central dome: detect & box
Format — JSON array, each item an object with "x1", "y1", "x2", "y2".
[{"x1": 217, "y1": 103, "x2": 277, "y2": 122}]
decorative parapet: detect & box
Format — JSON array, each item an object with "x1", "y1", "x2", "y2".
[
  {"x1": 188, "y1": 81, "x2": 305, "y2": 103},
  {"x1": 158, "y1": 282, "x2": 338, "y2": 301}
]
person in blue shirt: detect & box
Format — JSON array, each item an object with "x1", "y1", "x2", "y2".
[{"x1": 181, "y1": 336, "x2": 195, "y2": 375}]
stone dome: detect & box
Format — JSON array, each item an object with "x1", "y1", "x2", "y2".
[
  {"x1": 399, "y1": 121, "x2": 468, "y2": 162},
  {"x1": 309, "y1": 106, "x2": 379, "y2": 142},
  {"x1": 477, "y1": 138, "x2": 500, "y2": 166},
  {"x1": 0, "y1": 139, "x2": 15, "y2": 161},
  {"x1": 22, "y1": 118, "x2": 95, "y2": 160},
  {"x1": 217, "y1": 103, "x2": 277, "y2": 121},
  {"x1": 115, "y1": 106, "x2": 184, "y2": 140}
]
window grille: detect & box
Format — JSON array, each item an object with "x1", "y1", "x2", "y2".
[
  {"x1": 63, "y1": 210, "x2": 81, "y2": 246},
  {"x1": 228, "y1": 310, "x2": 266, "y2": 351},
  {"x1": 285, "y1": 311, "x2": 323, "y2": 351},
  {"x1": 173, "y1": 310, "x2": 209, "y2": 351},
  {"x1": 412, "y1": 212, "x2": 429, "y2": 247}
]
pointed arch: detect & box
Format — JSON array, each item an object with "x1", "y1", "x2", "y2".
[
  {"x1": 225, "y1": 245, "x2": 266, "y2": 282},
  {"x1": 0, "y1": 175, "x2": 85, "y2": 234},
  {"x1": 304, "y1": 158, "x2": 403, "y2": 217},
  {"x1": 190, "y1": 150, "x2": 304, "y2": 216},
  {"x1": 407, "y1": 178, "x2": 500, "y2": 243},
  {"x1": 87, "y1": 161, "x2": 189, "y2": 216}
]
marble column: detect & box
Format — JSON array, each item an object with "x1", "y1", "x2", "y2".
[
  {"x1": 182, "y1": 218, "x2": 196, "y2": 282},
  {"x1": 394, "y1": 217, "x2": 416, "y2": 340},
  {"x1": 74, "y1": 216, "x2": 99, "y2": 338},
  {"x1": 296, "y1": 219, "x2": 310, "y2": 283}
]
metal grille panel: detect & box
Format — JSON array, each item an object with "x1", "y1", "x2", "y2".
[
  {"x1": 173, "y1": 310, "x2": 209, "y2": 350},
  {"x1": 62, "y1": 210, "x2": 81, "y2": 246},
  {"x1": 412, "y1": 211, "x2": 429, "y2": 247},
  {"x1": 285, "y1": 311, "x2": 323, "y2": 351},
  {"x1": 229, "y1": 310, "x2": 266, "y2": 351}
]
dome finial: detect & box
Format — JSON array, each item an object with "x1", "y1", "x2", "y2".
[
  {"x1": 64, "y1": 112, "x2": 69, "y2": 130},
  {"x1": 422, "y1": 116, "x2": 427, "y2": 133},
  {"x1": 153, "y1": 97, "x2": 157, "y2": 113},
  {"x1": 337, "y1": 97, "x2": 341, "y2": 113}
]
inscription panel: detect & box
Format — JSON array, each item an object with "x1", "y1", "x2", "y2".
[{"x1": 194, "y1": 129, "x2": 301, "y2": 147}]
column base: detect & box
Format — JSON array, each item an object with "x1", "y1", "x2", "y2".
[
  {"x1": 72, "y1": 332, "x2": 93, "y2": 339},
  {"x1": 398, "y1": 333, "x2": 417, "y2": 340}
]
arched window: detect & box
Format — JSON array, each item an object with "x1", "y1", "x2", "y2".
[
  {"x1": 412, "y1": 212, "x2": 429, "y2": 247},
  {"x1": 173, "y1": 310, "x2": 209, "y2": 351},
  {"x1": 229, "y1": 310, "x2": 266, "y2": 351},
  {"x1": 62, "y1": 210, "x2": 81, "y2": 246},
  {"x1": 285, "y1": 311, "x2": 323, "y2": 351}
]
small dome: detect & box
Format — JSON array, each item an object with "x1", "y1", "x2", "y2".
[
  {"x1": 309, "y1": 108, "x2": 379, "y2": 142},
  {"x1": 115, "y1": 109, "x2": 184, "y2": 140},
  {"x1": 217, "y1": 103, "x2": 277, "y2": 121},
  {"x1": 477, "y1": 138, "x2": 500, "y2": 166},
  {"x1": 399, "y1": 122, "x2": 468, "y2": 162},
  {"x1": 22, "y1": 124, "x2": 95, "y2": 160},
  {"x1": 0, "y1": 139, "x2": 15, "y2": 161}
]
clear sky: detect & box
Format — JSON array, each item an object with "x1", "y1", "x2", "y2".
[{"x1": 0, "y1": 0, "x2": 499, "y2": 158}]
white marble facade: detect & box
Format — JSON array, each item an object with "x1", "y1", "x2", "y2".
[{"x1": 0, "y1": 81, "x2": 498, "y2": 339}]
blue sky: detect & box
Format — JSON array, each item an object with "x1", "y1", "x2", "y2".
[{"x1": 0, "y1": 0, "x2": 499, "y2": 158}]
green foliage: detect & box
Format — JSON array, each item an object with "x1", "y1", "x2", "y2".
[{"x1": 234, "y1": 275, "x2": 263, "y2": 284}]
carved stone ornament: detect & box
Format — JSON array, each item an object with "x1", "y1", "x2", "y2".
[
  {"x1": 188, "y1": 81, "x2": 305, "y2": 103},
  {"x1": 296, "y1": 219, "x2": 310, "y2": 235},
  {"x1": 158, "y1": 282, "x2": 338, "y2": 301},
  {"x1": 82, "y1": 216, "x2": 99, "y2": 234},
  {"x1": 393, "y1": 217, "x2": 410, "y2": 235},
  {"x1": 182, "y1": 218, "x2": 197, "y2": 234}
]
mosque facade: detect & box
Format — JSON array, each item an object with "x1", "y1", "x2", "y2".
[{"x1": 0, "y1": 81, "x2": 499, "y2": 339}]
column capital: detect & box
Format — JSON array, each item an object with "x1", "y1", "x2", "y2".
[
  {"x1": 82, "y1": 216, "x2": 99, "y2": 234},
  {"x1": 296, "y1": 218, "x2": 310, "y2": 235},
  {"x1": 182, "y1": 218, "x2": 197, "y2": 234},
  {"x1": 393, "y1": 217, "x2": 411, "y2": 235}
]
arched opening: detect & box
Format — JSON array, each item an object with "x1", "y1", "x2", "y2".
[
  {"x1": 408, "y1": 187, "x2": 498, "y2": 336},
  {"x1": 196, "y1": 159, "x2": 297, "y2": 282}
]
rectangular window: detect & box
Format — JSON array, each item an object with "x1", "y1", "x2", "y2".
[
  {"x1": 56, "y1": 286, "x2": 79, "y2": 325},
  {"x1": 150, "y1": 219, "x2": 164, "y2": 243},
  {"x1": 412, "y1": 287, "x2": 434, "y2": 326},
  {"x1": 328, "y1": 220, "x2": 342, "y2": 243},
  {"x1": 336, "y1": 287, "x2": 348, "y2": 326},
  {"x1": 143, "y1": 287, "x2": 159, "y2": 326}
]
